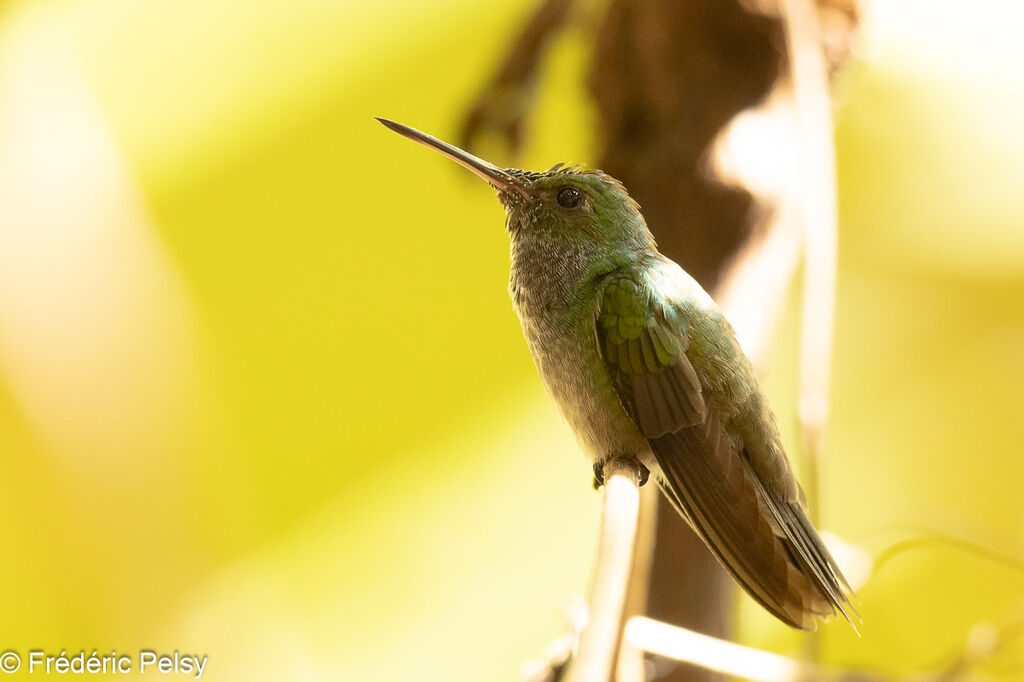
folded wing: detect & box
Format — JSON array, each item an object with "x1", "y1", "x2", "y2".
[{"x1": 597, "y1": 273, "x2": 856, "y2": 630}]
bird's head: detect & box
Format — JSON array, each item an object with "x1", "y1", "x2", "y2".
[{"x1": 377, "y1": 118, "x2": 655, "y2": 257}]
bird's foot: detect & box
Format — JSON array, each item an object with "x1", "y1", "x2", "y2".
[{"x1": 592, "y1": 459, "x2": 649, "y2": 489}]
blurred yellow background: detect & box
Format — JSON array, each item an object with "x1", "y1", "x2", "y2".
[{"x1": 0, "y1": 0, "x2": 1021, "y2": 679}]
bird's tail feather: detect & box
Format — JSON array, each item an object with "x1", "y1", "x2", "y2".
[{"x1": 650, "y1": 413, "x2": 857, "y2": 631}]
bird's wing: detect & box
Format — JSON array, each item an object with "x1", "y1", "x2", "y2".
[
  {"x1": 597, "y1": 272, "x2": 855, "y2": 630},
  {"x1": 597, "y1": 276, "x2": 706, "y2": 437}
]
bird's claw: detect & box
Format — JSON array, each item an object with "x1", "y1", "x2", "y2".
[{"x1": 593, "y1": 459, "x2": 650, "y2": 489}]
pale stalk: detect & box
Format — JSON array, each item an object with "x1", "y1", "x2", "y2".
[
  {"x1": 565, "y1": 457, "x2": 642, "y2": 682},
  {"x1": 624, "y1": 617, "x2": 859, "y2": 682},
  {"x1": 616, "y1": 483, "x2": 658, "y2": 682},
  {"x1": 781, "y1": 0, "x2": 839, "y2": 528},
  {"x1": 779, "y1": 0, "x2": 839, "y2": 666}
]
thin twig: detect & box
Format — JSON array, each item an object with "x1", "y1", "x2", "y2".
[
  {"x1": 566, "y1": 457, "x2": 643, "y2": 682},
  {"x1": 627, "y1": 612, "x2": 1019, "y2": 682},
  {"x1": 873, "y1": 532, "x2": 1024, "y2": 579},
  {"x1": 780, "y1": 1, "x2": 840, "y2": 665},
  {"x1": 623, "y1": 617, "x2": 884, "y2": 682},
  {"x1": 781, "y1": 0, "x2": 840, "y2": 527},
  {"x1": 617, "y1": 484, "x2": 659, "y2": 682}
]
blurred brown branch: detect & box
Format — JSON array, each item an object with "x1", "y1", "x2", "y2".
[{"x1": 460, "y1": 0, "x2": 573, "y2": 156}]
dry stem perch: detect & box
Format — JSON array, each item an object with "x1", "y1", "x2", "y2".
[{"x1": 565, "y1": 458, "x2": 644, "y2": 682}]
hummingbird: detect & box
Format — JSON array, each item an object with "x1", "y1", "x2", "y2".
[{"x1": 376, "y1": 118, "x2": 856, "y2": 630}]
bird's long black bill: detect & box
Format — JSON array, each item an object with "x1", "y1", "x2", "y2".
[{"x1": 376, "y1": 118, "x2": 527, "y2": 197}]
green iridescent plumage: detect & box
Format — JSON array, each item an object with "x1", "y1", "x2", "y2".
[{"x1": 598, "y1": 275, "x2": 705, "y2": 437}]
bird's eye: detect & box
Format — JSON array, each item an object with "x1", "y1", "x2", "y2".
[{"x1": 557, "y1": 186, "x2": 583, "y2": 209}]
